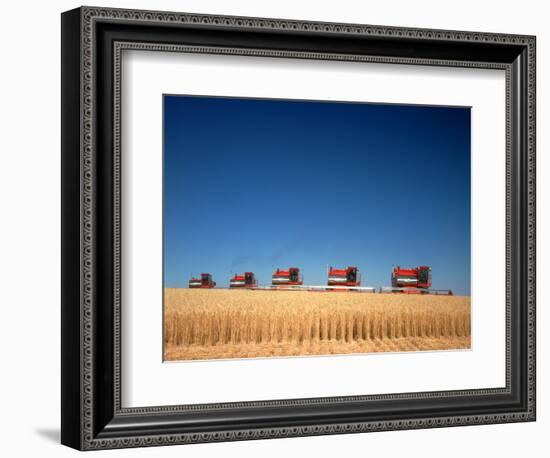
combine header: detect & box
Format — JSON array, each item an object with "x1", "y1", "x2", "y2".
[
  {"x1": 271, "y1": 267, "x2": 303, "y2": 288},
  {"x1": 229, "y1": 272, "x2": 257, "y2": 288},
  {"x1": 380, "y1": 266, "x2": 452, "y2": 295},
  {"x1": 188, "y1": 273, "x2": 216, "y2": 289}
]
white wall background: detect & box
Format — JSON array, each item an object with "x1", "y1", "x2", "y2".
[{"x1": 0, "y1": 0, "x2": 546, "y2": 456}]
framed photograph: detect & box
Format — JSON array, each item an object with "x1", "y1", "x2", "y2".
[{"x1": 61, "y1": 6, "x2": 536, "y2": 450}]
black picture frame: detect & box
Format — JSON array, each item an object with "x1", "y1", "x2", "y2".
[{"x1": 61, "y1": 6, "x2": 536, "y2": 450}]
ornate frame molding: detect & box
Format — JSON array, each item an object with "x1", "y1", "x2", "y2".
[{"x1": 61, "y1": 6, "x2": 536, "y2": 450}]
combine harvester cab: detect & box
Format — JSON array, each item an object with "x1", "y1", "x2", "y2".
[
  {"x1": 381, "y1": 266, "x2": 452, "y2": 295},
  {"x1": 271, "y1": 267, "x2": 303, "y2": 289},
  {"x1": 229, "y1": 272, "x2": 257, "y2": 288},
  {"x1": 188, "y1": 273, "x2": 216, "y2": 289}
]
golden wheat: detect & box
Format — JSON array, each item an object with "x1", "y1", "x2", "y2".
[{"x1": 164, "y1": 289, "x2": 471, "y2": 361}]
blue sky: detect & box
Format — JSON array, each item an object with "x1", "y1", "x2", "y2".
[{"x1": 163, "y1": 95, "x2": 471, "y2": 295}]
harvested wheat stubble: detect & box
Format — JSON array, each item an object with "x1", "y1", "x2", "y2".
[{"x1": 164, "y1": 288, "x2": 471, "y2": 361}]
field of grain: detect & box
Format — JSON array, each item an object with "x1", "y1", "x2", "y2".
[{"x1": 164, "y1": 288, "x2": 471, "y2": 361}]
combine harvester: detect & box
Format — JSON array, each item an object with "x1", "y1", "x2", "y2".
[
  {"x1": 244, "y1": 267, "x2": 304, "y2": 291},
  {"x1": 327, "y1": 266, "x2": 360, "y2": 288},
  {"x1": 187, "y1": 266, "x2": 448, "y2": 294},
  {"x1": 314, "y1": 266, "x2": 374, "y2": 292},
  {"x1": 271, "y1": 267, "x2": 303, "y2": 289},
  {"x1": 253, "y1": 266, "x2": 375, "y2": 293},
  {"x1": 229, "y1": 272, "x2": 257, "y2": 288},
  {"x1": 380, "y1": 266, "x2": 452, "y2": 295},
  {"x1": 188, "y1": 273, "x2": 216, "y2": 289}
]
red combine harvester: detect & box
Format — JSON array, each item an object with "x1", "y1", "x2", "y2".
[
  {"x1": 327, "y1": 266, "x2": 361, "y2": 287},
  {"x1": 272, "y1": 267, "x2": 303, "y2": 287},
  {"x1": 381, "y1": 266, "x2": 452, "y2": 295},
  {"x1": 393, "y1": 266, "x2": 431, "y2": 290},
  {"x1": 229, "y1": 272, "x2": 257, "y2": 288},
  {"x1": 188, "y1": 273, "x2": 216, "y2": 289}
]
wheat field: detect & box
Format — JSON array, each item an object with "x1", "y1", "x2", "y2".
[{"x1": 164, "y1": 288, "x2": 471, "y2": 361}]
